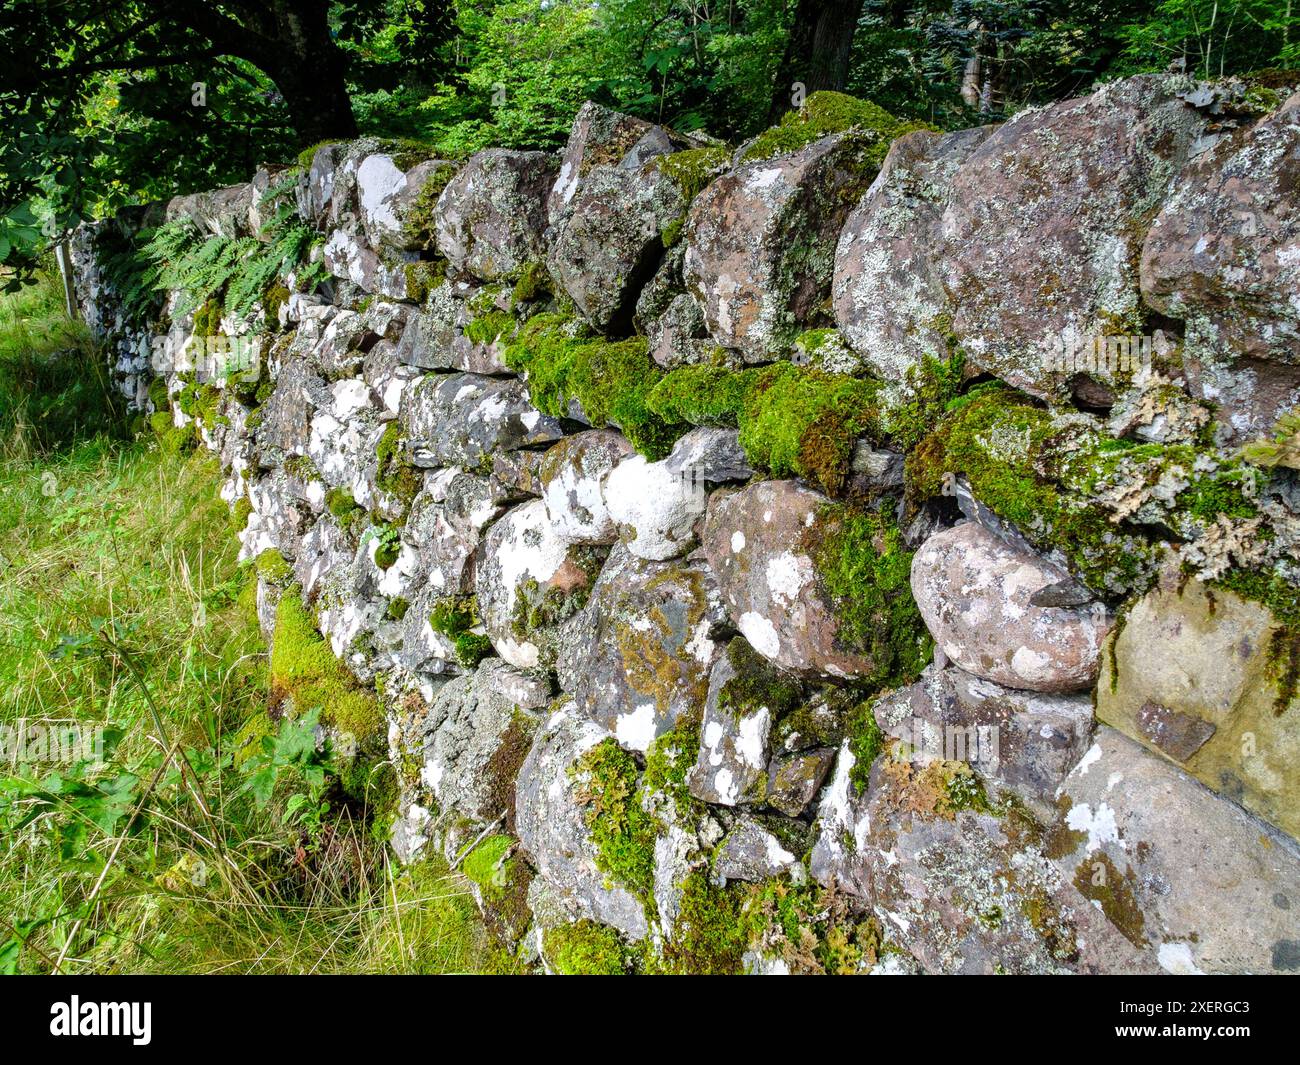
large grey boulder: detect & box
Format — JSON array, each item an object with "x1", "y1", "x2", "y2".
[
  {"x1": 435, "y1": 148, "x2": 557, "y2": 281},
  {"x1": 400, "y1": 372, "x2": 564, "y2": 469},
  {"x1": 515, "y1": 707, "x2": 650, "y2": 940},
  {"x1": 872, "y1": 664, "x2": 1094, "y2": 821},
  {"x1": 1141, "y1": 91, "x2": 1300, "y2": 442},
  {"x1": 1049, "y1": 726, "x2": 1300, "y2": 974},
  {"x1": 833, "y1": 126, "x2": 992, "y2": 380},
  {"x1": 547, "y1": 105, "x2": 721, "y2": 332},
  {"x1": 810, "y1": 742, "x2": 1158, "y2": 974},
  {"x1": 910, "y1": 522, "x2": 1111, "y2": 693},
  {"x1": 683, "y1": 132, "x2": 882, "y2": 360},
  {"x1": 941, "y1": 75, "x2": 1207, "y2": 398},
  {"x1": 557, "y1": 543, "x2": 727, "y2": 752}
]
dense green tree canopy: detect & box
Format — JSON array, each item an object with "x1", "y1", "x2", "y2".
[{"x1": 1, "y1": 0, "x2": 1296, "y2": 284}]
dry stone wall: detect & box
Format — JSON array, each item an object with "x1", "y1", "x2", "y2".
[{"x1": 69, "y1": 73, "x2": 1300, "y2": 975}]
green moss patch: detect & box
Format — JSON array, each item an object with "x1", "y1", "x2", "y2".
[
  {"x1": 813, "y1": 504, "x2": 931, "y2": 686},
  {"x1": 543, "y1": 919, "x2": 635, "y2": 975},
  {"x1": 740, "y1": 91, "x2": 927, "y2": 165},
  {"x1": 428, "y1": 596, "x2": 492, "y2": 668},
  {"x1": 270, "y1": 586, "x2": 384, "y2": 743},
  {"x1": 571, "y1": 738, "x2": 657, "y2": 899},
  {"x1": 503, "y1": 313, "x2": 684, "y2": 459}
]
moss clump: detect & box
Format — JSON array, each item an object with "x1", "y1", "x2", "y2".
[
  {"x1": 150, "y1": 411, "x2": 197, "y2": 455},
  {"x1": 741, "y1": 91, "x2": 923, "y2": 164},
  {"x1": 813, "y1": 504, "x2": 931, "y2": 686},
  {"x1": 404, "y1": 261, "x2": 441, "y2": 304},
  {"x1": 400, "y1": 162, "x2": 457, "y2": 251},
  {"x1": 464, "y1": 308, "x2": 514, "y2": 346},
  {"x1": 255, "y1": 547, "x2": 293, "y2": 586},
  {"x1": 718, "y1": 638, "x2": 804, "y2": 720},
  {"x1": 646, "y1": 360, "x2": 887, "y2": 495},
  {"x1": 261, "y1": 283, "x2": 290, "y2": 324},
  {"x1": 654, "y1": 146, "x2": 730, "y2": 246},
  {"x1": 368, "y1": 525, "x2": 401, "y2": 569},
  {"x1": 642, "y1": 721, "x2": 702, "y2": 816},
  {"x1": 147, "y1": 375, "x2": 170, "y2": 411},
  {"x1": 572, "y1": 738, "x2": 657, "y2": 899},
  {"x1": 880, "y1": 352, "x2": 965, "y2": 452},
  {"x1": 386, "y1": 596, "x2": 409, "y2": 622},
  {"x1": 428, "y1": 596, "x2": 492, "y2": 668},
  {"x1": 658, "y1": 873, "x2": 747, "y2": 975},
  {"x1": 503, "y1": 314, "x2": 684, "y2": 459},
  {"x1": 511, "y1": 260, "x2": 550, "y2": 304},
  {"x1": 845, "y1": 699, "x2": 886, "y2": 794},
  {"x1": 1071, "y1": 852, "x2": 1148, "y2": 948},
  {"x1": 326, "y1": 487, "x2": 361, "y2": 520},
  {"x1": 543, "y1": 919, "x2": 635, "y2": 975},
  {"x1": 374, "y1": 421, "x2": 421, "y2": 516},
  {"x1": 644, "y1": 362, "x2": 773, "y2": 427},
  {"x1": 270, "y1": 586, "x2": 384, "y2": 743},
  {"x1": 906, "y1": 386, "x2": 1156, "y2": 595},
  {"x1": 740, "y1": 365, "x2": 882, "y2": 496},
  {"x1": 745, "y1": 877, "x2": 889, "y2": 974},
  {"x1": 461, "y1": 834, "x2": 532, "y2": 942},
  {"x1": 284, "y1": 453, "x2": 321, "y2": 483},
  {"x1": 230, "y1": 496, "x2": 253, "y2": 534}
]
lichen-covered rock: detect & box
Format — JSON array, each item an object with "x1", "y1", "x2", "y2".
[
  {"x1": 810, "y1": 743, "x2": 1158, "y2": 974},
  {"x1": 873, "y1": 663, "x2": 1094, "y2": 820},
  {"x1": 355, "y1": 154, "x2": 454, "y2": 252},
  {"x1": 403, "y1": 469, "x2": 509, "y2": 597},
  {"x1": 548, "y1": 118, "x2": 718, "y2": 331},
  {"x1": 942, "y1": 75, "x2": 1206, "y2": 398},
  {"x1": 662, "y1": 426, "x2": 754, "y2": 484},
  {"x1": 400, "y1": 372, "x2": 564, "y2": 469},
  {"x1": 833, "y1": 126, "x2": 992, "y2": 380},
  {"x1": 764, "y1": 747, "x2": 836, "y2": 817},
  {"x1": 602, "y1": 453, "x2": 708, "y2": 560},
  {"x1": 256, "y1": 357, "x2": 330, "y2": 465},
  {"x1": 547, "y1": 101, "x2": 656, "y2": 228},
  {"x1": 683, "y1": 132, "x2": 881, "y2": 360},
  {"x1": 1141, "y1": 91, "x2": 1300, "y2": 442},
  {"x1": 715, "y1": 818, "x2": 801, "y2": 883},
  {"x1": 475, "y1": 499, "x2": 602, "y2": 669},
  {"x1": 1049, "y1": 725, "x2": 1300, "y2": 974},
  {"x1": 515, "y1": 706, "x2": 650, "y2": 940},
  {"x1": 322, "y1": 227, "x2": 419, "y2": 300},
  {"x1": 539, "y1": 430, "x2": 634, "y2": 545},
  {"x1": 409, "y1": 658, "x2": 549, "y2": 827},
  {"x1": 1097, "y1": 572, "x2": 1300, "y2": 841},
  {"x1": 911, "y1": 522, "x2": 1111, "y2": 693},
  {"x1": 686, "y1": 647, "x2": 774, "y2": 806},
  {"x1": 557, "y1": 543, "x2": 727, "y2": 751},
  {"x1": 435, "y1": 148, "x2": 557, "y2": 282},
  {"x1": 393, "y1": 281, "x2": 510, "y2": 375},
  {"x1": 701, "y1": 480, "x2": 922, "y2": 679}
]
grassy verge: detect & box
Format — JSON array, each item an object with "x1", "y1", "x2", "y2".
[{"x1": 0, "y1": 271, "x2": 511, "y2": 974}]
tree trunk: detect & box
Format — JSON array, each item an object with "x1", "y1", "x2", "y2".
[
  {"x1": 767, "y1": 0, "x2": 867, "y2": 124},
  {"x1": 167, "y1": 0, "x2": 359, "y2": 145}
]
